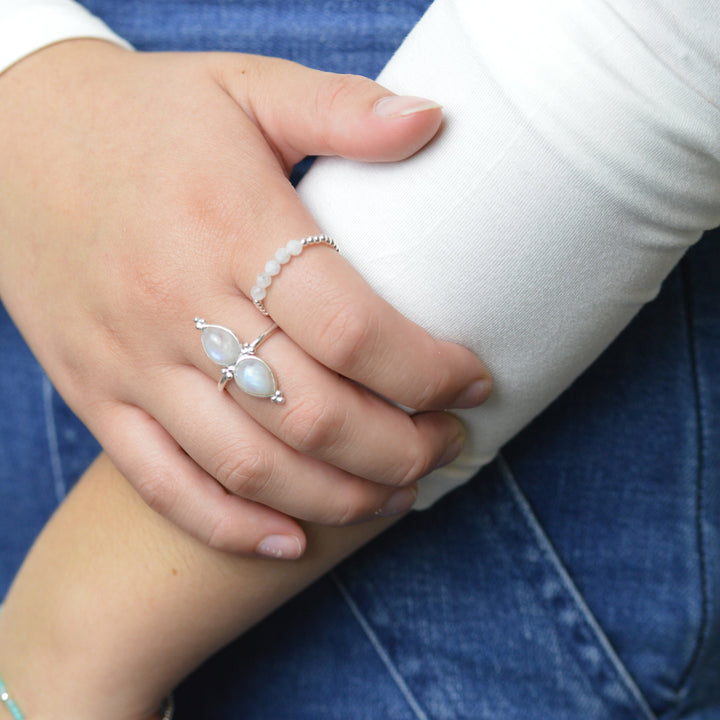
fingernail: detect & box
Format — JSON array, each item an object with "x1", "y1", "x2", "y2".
[
  {"x1": 374, "y1": 95, "x2": 442, "y2": 118},
  {"x1": 435, "y1": 429, "x2": 466, "y2": 470},
  {"x1": 375, "y1": 486, "x2": 418, "y2": 518},
  {"x1": 452, "y1": 379, "x2": 492, "y2": 409},
  {"x1": 256, "y1": 535, "x2": 303, "y2": 560}
]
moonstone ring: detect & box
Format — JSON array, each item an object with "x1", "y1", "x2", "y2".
[{"x1": 194, "y1": 318, "x2": 284, "y2": 404}]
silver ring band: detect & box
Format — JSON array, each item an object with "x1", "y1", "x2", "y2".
[{"x1": 195, "y1": 318, "x2": 285, "y2": 404}]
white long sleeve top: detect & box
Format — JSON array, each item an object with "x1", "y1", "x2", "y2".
[
  {"x1": 0, "y1": 0, "x2": 129, "y2": 69},
  {"x1": 1, "y1": 0, "x2": 719, "y2": 507}
]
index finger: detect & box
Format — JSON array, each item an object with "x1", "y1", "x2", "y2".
[{"x1": 236, "y1": 221, "x2": 491, "y2": 411}]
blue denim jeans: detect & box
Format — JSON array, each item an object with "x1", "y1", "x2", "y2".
[{"x1": 1, "y1": 2, "x2": 718, "y2": 718}]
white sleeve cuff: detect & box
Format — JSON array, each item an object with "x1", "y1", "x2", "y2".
[
  {"x1": 299, "y1": 0, "x2": 720, "y2": 509},
  {"x1": 0, "y1": 0, "x2": 131, "y2": 74}
]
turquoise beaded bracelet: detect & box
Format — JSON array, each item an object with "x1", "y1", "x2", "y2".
[
  {"x1": 0, "y1": 604, "x2": 174, "y2": 718},
  {"x1": 0, "y1": 661, "x2": 174, "y2": 720},
  {"x1": 0, "y1": 672, "x2": 23, "y2": 720}
]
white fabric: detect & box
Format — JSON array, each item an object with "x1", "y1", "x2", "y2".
[
  {"x1": 299, "y1": 0, "x2": 720, "y2": 507},
  {"x1": 0, "y1": 0, "x2": 129, "y2": 73},
  {"x1": 1, "y1": 0, "x2": 718, "y2": 508}
]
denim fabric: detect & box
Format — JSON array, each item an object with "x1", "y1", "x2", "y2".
[
  {"x1": 79, "y1": 0, "x2": 431, "y2": 76},
  {"x1": 0, "y1": 2, "x2": 718, "y2": 718},
  {"x1": 170, "y1": 232, "x2": 720, "y2": 720},
  {"x1": 0, "y1": 313, "x2": 100, "y2": 589}
]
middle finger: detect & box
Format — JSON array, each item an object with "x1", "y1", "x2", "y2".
[{"x1": 189, "y1": 299, "x2": 465, "y2": 488}]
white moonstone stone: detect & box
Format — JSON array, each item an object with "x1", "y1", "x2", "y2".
[
  {"x1": 256, "y1": 272, "x2": 272, "y2": 288},
  {"x1": 251, "y1": 285, "x2": 267, "y2": 301},
  {"x1": 265, "y1": 259, "x2": 281, "y2": 276},
  {"x1": 275, "y1": 247, "x2": 291, "y2": 264},
  {"x1": 234, "y1": 356, "x2": 276, "y2": 398},
  {"x1": 201, "y1": 326, "x2": 241, "y2": 366},
  {"x1": 286, "y1": 238, "x2": 303, "y2": 256}
]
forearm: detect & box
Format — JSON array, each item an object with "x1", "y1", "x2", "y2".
[
  {"x1": 0, "y1": 453, "x2": 396, "y2": 720},
  {"x1": 3, "y1": 0, "x2": 719, "y2": 715}
]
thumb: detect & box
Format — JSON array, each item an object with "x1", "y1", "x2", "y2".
[{"x1": 215, "y1": 54, "x2": 443, "y2": 165}]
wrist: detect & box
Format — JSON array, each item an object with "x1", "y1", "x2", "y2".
[
  {"x1": 0, "y1": 473, "x2": 180, "y2": 720},
  {"x1": 0, "y1": 642, "x2": 171, "y2": 720}
]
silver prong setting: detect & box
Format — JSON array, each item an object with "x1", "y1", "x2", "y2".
[
  {"x1": 217, "y1": 366, "x2": 234, "y2": 392},
  {"x1": 197, "y1": 319, "x2": 284, "y2": 403}
]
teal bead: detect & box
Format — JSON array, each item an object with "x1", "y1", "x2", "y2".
[
  {"x1": 0, "y1": 605, "x2": 25, "y2": 720},
  {"x1": 0, "y1": 605, "x2": 171, "y2": 720},
  {"x1": 0, "y1": 677, "x2": 26, "y2": 720}
]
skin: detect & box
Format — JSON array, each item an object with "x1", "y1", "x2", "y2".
[
  {"x1": 0, "y1": 39, "x2": 491, "y2": 556},
  {"x1": 0, "y1": 453, "x2": 399, "y2": 720},
  {"x1": 0, "y1": 37, "x2": 492, "y2": 720}
]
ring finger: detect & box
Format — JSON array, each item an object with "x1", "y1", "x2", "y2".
[
  {"x1": 151, "y1": 362, "x2": 420, "y2": 525},
  {"x1": 188, "y1": 300, "x2": 466, "y2": 489}
]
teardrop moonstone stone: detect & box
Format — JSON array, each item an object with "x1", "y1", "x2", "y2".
[
  {"x1": 201, "y1": 326, "x2": 242, "y2": 366},
  {"x1": 233, "y1": 356, "x2": 277, "y2": 398}
]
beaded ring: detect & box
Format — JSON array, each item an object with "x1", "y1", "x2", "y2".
[{"x1": 250, "y1": 234, "x2": 338, "y2": 316}]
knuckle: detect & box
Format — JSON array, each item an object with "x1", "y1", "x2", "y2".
[
  {"x1": 317, "y1": 301, "x2": 378, "y2": 375},
  {"x1": 203, "y1": 513, "x2": 243, "y2": 554},
  {"x1": 134, "y1": 465, "x2": 242, "y2": 553},
  {"x1": 316, "y1": 73, "x2": 373, "y2": 116},
  {"x1": 133, "y1": 466, "x2": 177, "y2": 517},
  {"x1": 117, "y1": 246, "x2": 194, "y2": 328},
  {"x1": 412, "y1": 370, "x2": 446, "y2": 411},
  {"x1": 215, "y1": 445, "x2": 273, "y2": 499},
  {"x1": 313, "y1": 73, "x2": 376, "y2": 152},
  {"x1": 280, "y1": 396, "x2": 342, "y2": 455},
  {"x1": 175, "y1": 180, "x2": 236, "y2": 243},
  {"x1": 329, "y1": 502, "x2": 364, "y2": 527},
  {"x1": 394, "y1": 333, "x2": 448, "y2": 410},
  {"x1": 393, "y1": 432, "x2": 436, "y2": 486},
  {"x1": 129, "y1": 259, "x2": 179, "y2": 312},
  {"x1": 320, "y1": 486, "x2": 381, "y2": 527}
]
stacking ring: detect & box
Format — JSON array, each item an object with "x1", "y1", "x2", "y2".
[
  {"x1": 251, "y1": 234, "x2": 338, "y2": 316},
  {"x1": 195, "y1": 318, "x2": 285, "y2": 404}
]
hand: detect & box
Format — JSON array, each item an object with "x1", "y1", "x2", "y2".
[{"x1": 0, "y1": 40, "x2": 490, "y2": 555}]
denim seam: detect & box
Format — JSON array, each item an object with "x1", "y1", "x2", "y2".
[
  {"x1": 670, "y1": 258, "x2": 710, "y2": 706},
  {"x1": 42, "y1": 376, "x2": 67, "y2": 505},
  {"x1": 331, "y1": 571, "x2": 429, "y2": 720},
  {"x1": 496, "y1": 452, "x2": 658, "y2": 720}
]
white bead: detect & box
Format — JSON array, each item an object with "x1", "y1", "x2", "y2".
[
  {"x1": 275, "y1": 247, "x2": 291, "y2": 264},
  {"x1": 200, "y1": 326, "x2": 241, "y2": 366},
  {"x1": 265, "y1": 259, "x2": 281, "y2": 276},
  {"x1": 251, "y1": 285, "x2": 267, "y2": 301},
  {"x1": 234, "y1": 356, "x2": 277, "y2": 398},
  {"x1": 256, "y1": 272, "x2": 272, "y2": 288},
  {"x1": 286, "y1": 238, "x2": 303, "y2": 256}
]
